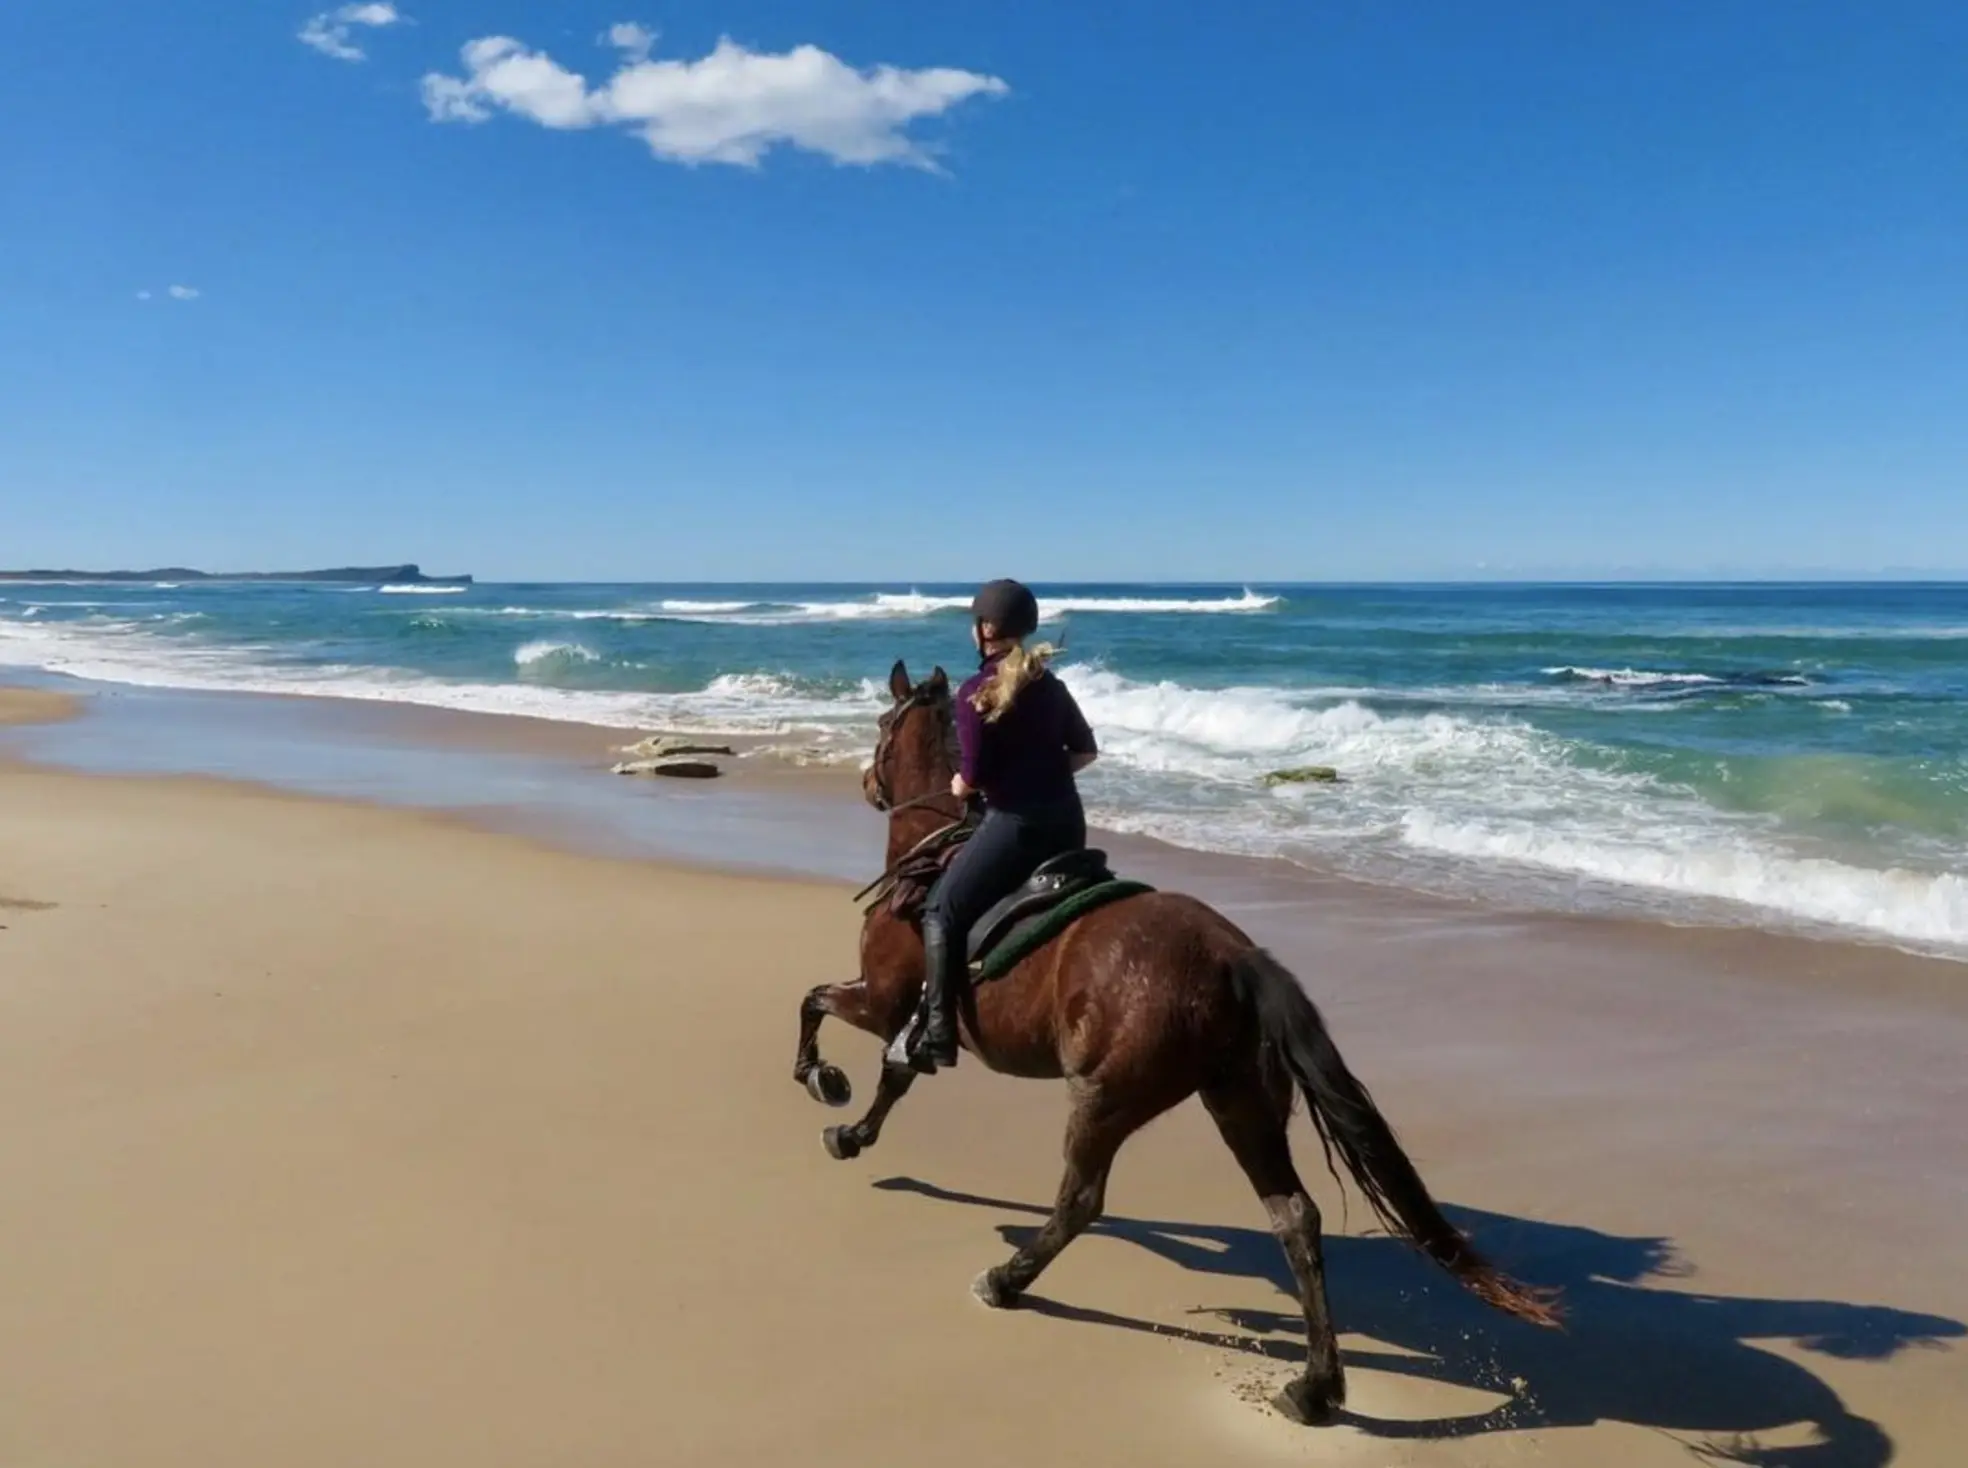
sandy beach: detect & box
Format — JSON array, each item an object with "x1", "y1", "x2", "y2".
[{"x1": 2, "y1": 685, "x2": 1964, "y2": 1466}]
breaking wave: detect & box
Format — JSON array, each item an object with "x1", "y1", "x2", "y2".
[{"x1": 514, "y1": 640, "x2": 599, "y2": 670}]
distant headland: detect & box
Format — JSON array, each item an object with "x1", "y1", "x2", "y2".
[{"x1": 0, "y1": 564, "x2": 472, "y2": 586}]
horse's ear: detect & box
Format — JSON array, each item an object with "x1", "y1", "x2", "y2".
[
  {"x1": 928, "y1": 666, "x2": 949, "y2": 692},
  {"x1": 888, "y1": 660, "x2": 911, "y2": 702}
]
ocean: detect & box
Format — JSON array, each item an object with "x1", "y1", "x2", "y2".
[{"x1": 4, "y1": 579, "x2": 1965, "y2": 954}]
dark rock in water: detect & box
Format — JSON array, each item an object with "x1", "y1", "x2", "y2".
[
  {"x1": 1262, "y1": 766, "x2": 1339, "y2": 786},
  {"x1": 612, "y1": 758, "x2": 723, "y2": 779}
]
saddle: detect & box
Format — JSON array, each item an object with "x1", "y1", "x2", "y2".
[{"x1": 965, "y1": 849, "x2": 1154, "y2": 980}]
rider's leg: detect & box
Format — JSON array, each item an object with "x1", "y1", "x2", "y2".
[{"x1": 888, "y1": 809, "x2": 1036, "y2": 1073}]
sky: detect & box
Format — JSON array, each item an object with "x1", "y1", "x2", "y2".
[{"x1": 2, "y1": 1, "x2": 1965, "y2": 582}]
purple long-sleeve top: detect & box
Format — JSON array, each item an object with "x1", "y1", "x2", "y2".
[{"x1": 954, "y1": 655, "x2": 1097, "y2": 813}]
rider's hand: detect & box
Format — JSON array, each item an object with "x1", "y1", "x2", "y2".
[{"x1": 951, "y1": 773, "x2": 972, "y2": 801}]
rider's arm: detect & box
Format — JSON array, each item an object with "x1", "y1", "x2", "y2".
[
  {"x1": 1059, "y1": 679, "x2": 1097, "y2": 771},
  {"x1": 953, "y1": 680, "x2": 984, "y2": 789}
]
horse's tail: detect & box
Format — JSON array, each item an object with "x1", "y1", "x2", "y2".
[{"x1": 1232, "y1": 948, "x2": 1562, "y2": 1328}]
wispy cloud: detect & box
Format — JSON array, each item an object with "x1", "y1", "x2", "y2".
[
  {"x1": 136, "y1": 290, "x2": 153, "y2": 302},
  {"x1": 422, "y1": 25, "x2": 1007, "y2": 169},
  {"x1": 300, "y1": 3, "x2": 404, "y2": 63},
  {"x1": 167, "y1": 285, "x2": 201, "y2": 301}
]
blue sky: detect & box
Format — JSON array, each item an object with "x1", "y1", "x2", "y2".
[{"x1": 3, "y1": 2, "x2": 1965, "y2": 581}]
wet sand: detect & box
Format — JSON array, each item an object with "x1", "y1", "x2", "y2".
[
  {"x1": 0, "y1": 686, "x2": 77, "y2": 726},
  {"x1": 2, "y1": 684, "x2": 1964, "y2": 1465}
]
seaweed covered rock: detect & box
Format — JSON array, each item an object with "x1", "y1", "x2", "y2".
[{"x1": 1262, "y1": 765, "x2": 1339, "y2": 787}]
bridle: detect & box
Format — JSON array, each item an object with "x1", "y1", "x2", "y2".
[{"x1": 866, "y1": 682, "x2": 968, "y2": 821}]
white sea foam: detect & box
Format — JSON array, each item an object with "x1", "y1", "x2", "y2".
[
  {"x1": 1402, "y1": 812, "x2": 1968, "y2": 948},
  {"x1": 378, "y1": 584, "x2": 468, "y2": 595},
  {"x1": 1058, "y1": 665, "x2": 1968, "y2": 950},
  {"x1": 0, "y1": 616, "x2": 880, "y2": 739}
]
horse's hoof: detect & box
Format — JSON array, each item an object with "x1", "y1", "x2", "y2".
[
  {"x1": 822, "y1": 1126, "x2": 862, "y2": 1161},
  {"x1": 805, "y1": 1065, "x2": 852, "y2": 1108},
  {"x1": 971, "y1": 1269, "x2": 1020, "y2": 1309},
  {"x1": 1272, "y1": 1376, "x2": 1343, "y2": 1427}
]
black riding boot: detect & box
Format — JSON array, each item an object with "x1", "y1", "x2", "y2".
[{"x1": 887, "y1": 915, "x2": 961, "y2": 1074}]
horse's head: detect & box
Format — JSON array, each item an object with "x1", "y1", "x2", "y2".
[{"x1": 864, "y1": 659, "x2": 957, "y2": 817}]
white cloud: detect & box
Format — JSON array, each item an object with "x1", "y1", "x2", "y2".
[
  {"x1": 300, "y1": 3, "x2": 403, "y2": 63},
  {"x1": 168, "y1": 285, "x2": 201, "y2": 301},
  {"x1": 136, "y1": 290, "x2": 153, "y2": 301},
  {"x1": 606, "y1": 23, "x2": 655, "y2": 62},
  {"x1": 422, "y1": 27, "x2": 1007, "y2": 168}
]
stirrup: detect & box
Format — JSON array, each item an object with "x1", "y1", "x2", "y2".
[
  {"x1": 884, "y1": 1010, "x2": 953, "y2": 1075},
  {"x1": 884, "y1": 1011, "x2": 935, "y2": 1073}
]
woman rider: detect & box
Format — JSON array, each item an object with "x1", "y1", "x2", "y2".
[{"x1": 887, "y1": 579, "x2": 1099, "y2": 1075}]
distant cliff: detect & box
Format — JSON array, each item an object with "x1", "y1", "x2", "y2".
[{"x1": 0, "y1": 564, "x2": 472, "y2": 585}]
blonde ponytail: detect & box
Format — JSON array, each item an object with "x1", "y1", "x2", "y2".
[{"x1": 971, "y1": 641, "x2": 1057, "y2": 723}]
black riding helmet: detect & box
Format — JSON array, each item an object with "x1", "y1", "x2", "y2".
[{"x1": 970, "y1": 578, "x2": 1041, "y2": 640}]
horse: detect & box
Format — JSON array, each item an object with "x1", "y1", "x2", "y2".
[{"x1": 792, "y1": 660, "x2": 1560, "y2": 1424}]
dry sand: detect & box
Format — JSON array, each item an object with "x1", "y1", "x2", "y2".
[{"x1": 2, "y1": 686, "x2": 1962, "y2": 1465}]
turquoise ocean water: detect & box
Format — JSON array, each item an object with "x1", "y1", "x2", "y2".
[{"x1": 4, "y1": 580, "x2": 1965, "y2": 953}]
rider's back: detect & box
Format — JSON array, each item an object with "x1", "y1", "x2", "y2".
[{"x1": 955, "y1": 663, "x2": 1092, "y2": 816}]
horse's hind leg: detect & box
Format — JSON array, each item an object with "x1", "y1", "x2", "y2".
[
  {"x1": 1202, "y1": 1073, "x2": 1345, "y2": 1427},
  {"x1": 793, "y1": 981, "x2": 856, "y2": 1107},
  {"x1": 972, "y1": 1082, "x2": 1140, "y2": 1309}
]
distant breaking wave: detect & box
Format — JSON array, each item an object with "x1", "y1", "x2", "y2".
[
  {"x1": 454, "y1": 588, "x2": 1281, "y2": 626},
  {"x1": 1545, "y1": 665, "x2": 1815, "y2": 690},
  {"x1": 379, "y1": 584, "x2": 468, "y2": 595}
]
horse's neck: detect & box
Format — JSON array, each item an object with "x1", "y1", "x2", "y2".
[{"x1": 885, "y1": 808, "x2": 949, "y2": 867}]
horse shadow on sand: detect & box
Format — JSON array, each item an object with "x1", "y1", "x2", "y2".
[{"x1": 875, "y1": 1176, "x2": 1961, "y2": 1467}]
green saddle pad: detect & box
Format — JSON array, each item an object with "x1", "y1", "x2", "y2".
[{"x1": 970, "y1": 880, "x2": 1156, "y2": 982}]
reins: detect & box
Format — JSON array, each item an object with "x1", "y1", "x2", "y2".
[
  {"x1": 886, "y1": 790, "x2": 970, "y2": 821},
  {"x1": 853, "y1": 814, "x2": 975, "y2": 911}
]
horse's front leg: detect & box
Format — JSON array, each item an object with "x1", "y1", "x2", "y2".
[
  {"x1": 794, "y1": 981, "x2": 860, "y2": 1107},
  {"x1": 823, "y1": 1062, "x2": 919, "y2": 1161},
  {"x1": 795, "y1": 974, "x2": 926, "y2": 1162}
]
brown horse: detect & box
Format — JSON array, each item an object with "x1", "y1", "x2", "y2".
[{"x1": 793, "y1": 661, "x2": 1559, "y2": 1424}]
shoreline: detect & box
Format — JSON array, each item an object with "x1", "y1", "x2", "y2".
[
  {"x1": 6, "y1": 673, "x2": 1967, "y2": 979},
  {"x1": 2, "y1": 687, "x2": 1963, "y2": 1463},
  {"x1": 8, "y1": 578, "x2": 1967, "y2": 961}
]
